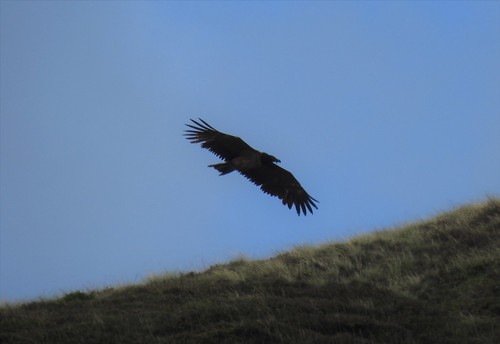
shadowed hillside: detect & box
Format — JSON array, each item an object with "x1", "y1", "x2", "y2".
[{"x1": 1, "y1": 199, "x2": 499, "y2": 343}]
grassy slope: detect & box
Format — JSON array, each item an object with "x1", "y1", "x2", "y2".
[{"x1": 1, "y1": 199, "x2": 499, "y2": 344}]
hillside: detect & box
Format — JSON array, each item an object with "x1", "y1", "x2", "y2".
[{"x1": 1, "y1": 199, "x2": 499, "y2": 344}]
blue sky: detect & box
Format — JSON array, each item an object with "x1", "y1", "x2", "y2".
[{"x1": 1, "y1": 1, "x2": 499, "y2": 302}]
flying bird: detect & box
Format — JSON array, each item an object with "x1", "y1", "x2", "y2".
[{"x1": 184, "y1": 118, "x2": 318, "y2": 215}]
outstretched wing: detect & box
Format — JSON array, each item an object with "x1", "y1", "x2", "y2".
[
  {"x1": 184, "y1": 118, "x2": 255, "y2": 161},
  {"x1": 240, "y1": 164, "x2": 318, "y2": 216}
]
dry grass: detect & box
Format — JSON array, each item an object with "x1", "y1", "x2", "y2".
[{"x1": 1, "y1": 199, "x2": 499, "y2": 343}]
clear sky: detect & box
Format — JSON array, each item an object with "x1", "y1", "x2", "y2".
[{"x1": 1, "y1": 1, "x2": 499, "y2": 302}]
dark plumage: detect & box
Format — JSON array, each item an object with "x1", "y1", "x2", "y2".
[{"x1": 184, "y1": 118, "x2": 318, "y2": 216}]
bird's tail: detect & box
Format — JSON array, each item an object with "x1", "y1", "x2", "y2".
[{"x1": 209, "y1": 163, "x2": 235, "y2": 176}]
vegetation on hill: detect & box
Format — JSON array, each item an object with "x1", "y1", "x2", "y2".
[{"x1": 1, "y1": 199, "x2": 499, "y2": 343}]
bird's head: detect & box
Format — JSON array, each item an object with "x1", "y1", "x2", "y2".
[{"x1": 261, "y1": 152, "x2": 281, "y2": 164}]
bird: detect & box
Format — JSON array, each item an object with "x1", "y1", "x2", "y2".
[{"x1": 184, "y1": 118, "x2": 318, "y2": 216}]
